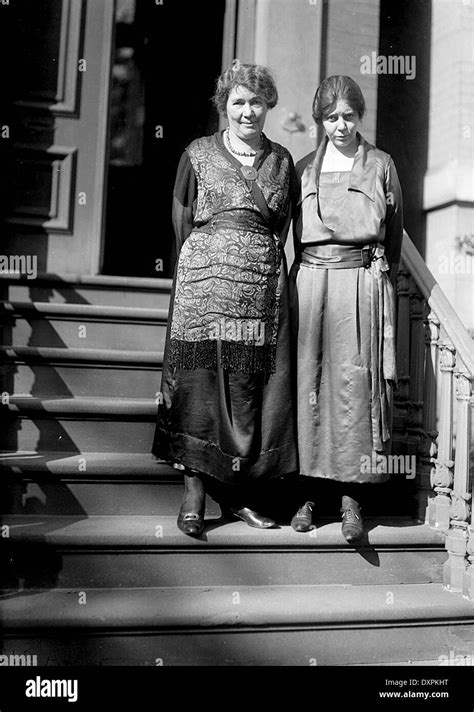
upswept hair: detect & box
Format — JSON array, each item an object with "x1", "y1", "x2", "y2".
[
  {"x1": 312, "y1": 75, "x2": 366, "y2": 124},
  {"x1": 213, "y1": 59, "x2": 278, "y2": 114}
]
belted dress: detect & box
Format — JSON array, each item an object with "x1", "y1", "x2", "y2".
[
  {"x1": 152, "y1": 131, "x2": 298, "y2": 483},
  {"x1": 290, "y1": 133, "x2": 403, "y2": 483}
]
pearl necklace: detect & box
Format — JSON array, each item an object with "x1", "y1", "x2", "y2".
[{"x1": 225, "y1": 128, "x2": 262, "y2": 157}]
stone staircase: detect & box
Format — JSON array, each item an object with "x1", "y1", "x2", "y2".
[
  {"x1": 0, "y1": 275, "x2": 167, "y2": 452},
  {"x1": 0, "y1": 271, "x2": 473, "y2": 666}
]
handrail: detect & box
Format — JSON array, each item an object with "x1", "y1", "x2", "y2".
[{"x1": 401, "y1": 231, "x2": 474, "y2": 375}]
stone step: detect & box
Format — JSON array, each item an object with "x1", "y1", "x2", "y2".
[
  {"x1": 0, "y1": 449, "x2": 418, "y2": 518},
  {"x1": 1, "y1": 396, "x2": 157, "y2": 453},
  {"x1": 0, "y1": 346, "x2": 162, "y2": 398},
  {"x1": 0, "y1": 450, "x2": 173, "y2": 478},
  {"x1": 1, "y1": 514, "x2": 445, "y2": 548},
  {"x1": 0, "y1": 478, "x2": 419, "y2": 520},
  {"x1": 3, "y1": 418, "x2": 155, "y2": 453},
  {"x1": 1, "y1": 395, "x2": 156, "y2": 415},
  {"x1": 0, "y1": 273, "x2": 172, "y2": 309},
  {"x1": 0, "y1": 302, "x2": 168, "y2": 351},
  {"x1": 4, "y1": 481, "x2": 186, "y2": 516},
  {"x1": 0, "y1": 451, "x2": 181, "y2": 516},
  {"x1": 1, "y1": 584, "x2": 473, "y2": 665},
  {"x1": 0, "y1": 515, "x2": 447, "y2": 589},
  {"x1": 2, "y1": 546, "x2": 447, "y2": 589}
]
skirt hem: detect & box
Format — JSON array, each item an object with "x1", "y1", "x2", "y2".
[
  {"x1": 152, "y1": 429, "x2": 298, "y2": 483},
  {"x1": 297, "y1": 471, "x2": 390, "y2": 484}
]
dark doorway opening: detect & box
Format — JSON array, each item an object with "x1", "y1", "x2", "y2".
[
  {"x1": 102, "y1": 0, "x2": 226, "y2": 278},
  {"x1": 377, "y1": 0, "x2": 431, "y2": 255}
]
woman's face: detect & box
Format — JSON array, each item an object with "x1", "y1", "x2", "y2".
[
  {"x1": 226, "y1": 85, "x2": 268, "y2": 142},
  {"x1": 322, "y1": 100, "x2": 360, "y2": 151}
]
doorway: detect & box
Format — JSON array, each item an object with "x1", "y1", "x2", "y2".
[{"x1": 101, "y1": 0, "x2": 227, "y2": 279}]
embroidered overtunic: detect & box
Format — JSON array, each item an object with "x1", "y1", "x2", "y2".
[{"x1": 168, "y1": 133, "x2": 292, "y2": 376}]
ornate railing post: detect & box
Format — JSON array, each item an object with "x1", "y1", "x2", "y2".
[
  {"x1": 445, "y1": 370, "x2": 472, "y2": 595},
  {"x1": 444, "y1": 520, "x2": 470, "y2": 593},
  {"x1": 464, "y1": 480, "x2": 474, "y2": 600},
  {"x1": 417, "y1": 312, "x2": 440, "y2": 522},
  {"x1": 429, "y1": 341, "x2": 455, "y2": 531},
  {"x1": 407, "y1": 286, "x2": 426, "y2": 446},
  {"x1": 404, "y1": 286, "x2": 426, "y2": 515}
]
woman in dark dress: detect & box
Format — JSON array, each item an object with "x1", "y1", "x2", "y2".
[
  {"x1": 152, "y1": 60, "x2": 297, "y2": 536},
  {"x1": 289, "y1": 76, "x2": 403, "y2": 541}
]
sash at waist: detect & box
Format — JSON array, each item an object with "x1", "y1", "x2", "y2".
[
  {"x1": 194, "y1": 209, "x2": 271, "y2": 235},
  {"x1": 301, "y1": 242, "x2": 379, "y2": 269}
]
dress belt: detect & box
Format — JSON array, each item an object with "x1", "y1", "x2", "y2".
[
  {"x1": 300, "y1": 243, "x2": 379, "y2": 269},
  {"x1": 194, "y1": 210, "x2": 271, "y2": 235}
]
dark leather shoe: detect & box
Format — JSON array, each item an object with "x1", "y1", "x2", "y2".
[
  {"x1": 177, "y1": 473, "x2": 205, "y2": 537},
  {"x1": 177, "y1": 509, "x2": 205, "y2": 537},
  {"x1": 341, "y1": 495, "x2": 363, "y2": 542},
  {"x1": 291, "y1": 501, "x2": 315, "y2": 532},
  {"x1": 229, "y1": 506, "x2": 276, "y2": 529}
]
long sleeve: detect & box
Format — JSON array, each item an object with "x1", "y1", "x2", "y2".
[
  {"x1": 172, "y1": 150, "x2": 197, "y2": 255},
  {"x1": 275, "y1": 155, "x2": 298, "y2": 246},
  {"x1": 383, "y1": 157, "x2": 404, "y2": 277},
  {"x1": 291, "y1": 154, "x2": 309, "y2": 262}
]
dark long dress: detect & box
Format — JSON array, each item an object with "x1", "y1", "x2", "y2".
[{"x1": 152, "y1": 131, "x2": 297, "y2": 484}]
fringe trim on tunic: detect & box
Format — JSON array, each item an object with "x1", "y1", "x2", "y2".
[{"x1": 168, "y1": 339, "x2": 277, "y2": 375}]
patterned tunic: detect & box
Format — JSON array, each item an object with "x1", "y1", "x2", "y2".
[{"x1": 152, "y1": 132, "x2": 298, "y2": 483}]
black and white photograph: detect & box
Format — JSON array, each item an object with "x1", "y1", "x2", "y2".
[{"x1": 0, "y1": 0, "x2": 473, "y2": 702}]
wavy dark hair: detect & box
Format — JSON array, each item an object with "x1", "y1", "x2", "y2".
[
  {"x1": 213, "y1": 59, "x2": 278, "y2": 114},
  {"x1": 312, "y1": 75, "x2": 366, "y2": 124}
]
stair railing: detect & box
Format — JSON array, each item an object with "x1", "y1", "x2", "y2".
[{"x1": 396, "y1": 232, "x2": 473, "y2": 598}]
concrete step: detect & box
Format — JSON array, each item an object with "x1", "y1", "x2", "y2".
[
  {"x1": 0, "y1": 346, "x2": 162, "y2": 398},
  {"x1": 1, "y1": 514, "x2": 445, "y2": 548},
  {"x1": 0, "y1": 273, "x2": 172, "y2": 308},
  {"x1": 0, "y1": 451, "x2": 181, "y2": 516},
  {"x1": 2, "y1": 546, "x2": 447, "y2": 589},
  {"x1": 0, "y1": 448, "x2": 419, "y2": 518},
  {"x1": 0, "y1": 515, "x2": 447, "y2": 589},
  {"x1": 1, "y1": 397, "x2": 157, "y2": 453},
  {"x1": 1, "y1": 584, "x2": 473, "y2": 665},
  {"x1": 0, "y1": 451, "x2": 173, "y2": 478},
  {"x1": 1, "y1": 302, "x2": 168, "y2": 351},
  {"x1": 4, "y1": 481, "x2": 186, "y2": 516}
]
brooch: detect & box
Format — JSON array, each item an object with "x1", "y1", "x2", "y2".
[{"x1": 240, "y1": 165, "x2": 258, "y2": 181}]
